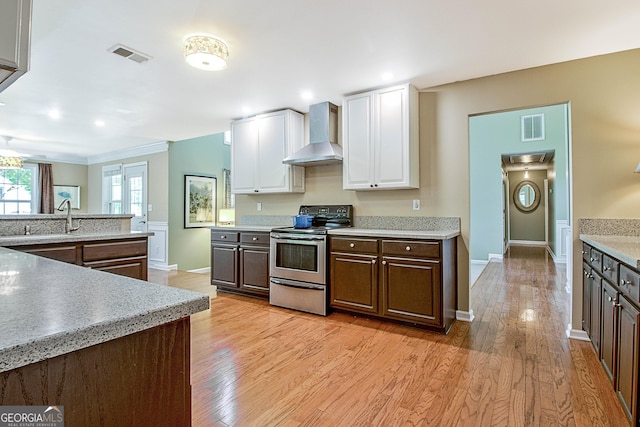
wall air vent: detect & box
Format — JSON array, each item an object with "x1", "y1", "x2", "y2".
[
  {"x1": 108, "y1": 44, "x2": 152, "y2": 64},
  {"x1": 521, "y1": 114, "x2": 545, "y2": 142}
]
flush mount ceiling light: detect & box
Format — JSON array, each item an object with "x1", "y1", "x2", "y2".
[{"x1": 184, "y1": 34, "x2": 229, "y2": 71}]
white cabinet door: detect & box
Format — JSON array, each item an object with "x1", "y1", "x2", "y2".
[
  {"x1": 257, "y1": 112, "x2": 288, "y2": 192},
  {"x1": 343, "y1": 84, "x2": 419, "y2": 191},
  {"x1": 343, "y1": 93, "x2": 374, "y2": 190},
  {"x1": 231, "y1": 118, "x2": 258, "y2": 194},
  {"x1": 230, "y1": 109, "x2": 305, "y2": 194},
  {"x1": 375, "y1": 85, "x2": 411, "y2": 189},
  {"x1": 0, "y1": 0, "x2": 31, "y2": 92}
]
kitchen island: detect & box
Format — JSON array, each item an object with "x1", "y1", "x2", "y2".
[{"x1": 0, "y1": 247, "x2": 209, "y2": 426}]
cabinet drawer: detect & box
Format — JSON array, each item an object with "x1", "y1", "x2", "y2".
[
  {"x1": 602, "y1": 254, "x2": 619, "y2": 284},
  {"x1": 331, "y1": 237, "x2": 378, "y2": 254},
  {"x1": 620, "y1": 265, "x2": 640, "y2": 303},
  {"x1": 240, "y1": 232, "x2": 269, "y2": 245},
  {"x1": 212, "y1": 231, "x2": 239, "y2": 243},
  {"x1": 83, "y1": 239, "x2": 147, "y2": 262},
  {"x1": 382, "y1": 240, "x2": 440, "y2": 259},
  {"x1": 588, "y1": 247, "x2": 602, "y2": 270},
  {"x1": 582, "y1": 243, "x2": 591, "y2": 262}
]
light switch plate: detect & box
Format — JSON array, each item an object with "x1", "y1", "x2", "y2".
[{"x1": 257, "y1": 202, "x2": 262, "y2": 211}]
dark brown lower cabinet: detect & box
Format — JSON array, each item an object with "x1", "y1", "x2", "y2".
[
  {"x1": 582, "y1": 240, "x2": 640, "y2": 427},
  {"x1": 7, "y1": 238, "x2": 149, "y2": 280},
  {"x1": 330, "y1": 236, "x2": 456, "y2": 334},
  {"x1": 330, "y1": 252, "x2": 378, "y2": 315},
  {"x1": 211, "y1": 230, "x2": 270, "y2": 298},
  {"x1": 617, "y1": 295, "x2": 640, "y2": 425},
  {"x1": 0, "y1": 318, "x2": 191, "y2": 426},
  {"x1": 601, "y1": 280, "x2": 618, "y2": 385}
]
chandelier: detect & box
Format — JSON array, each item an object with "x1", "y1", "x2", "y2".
[{"x1": 184, "y1": 34, "x2": 229, "y2": 71}]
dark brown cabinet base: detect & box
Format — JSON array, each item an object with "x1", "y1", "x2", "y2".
[
  {"x1": 211, "y1": 230, "x2": 270, "y2": 298},
  {"x1": 0, "y1": 318, "x2": 191, "y2": 426},
  {"x1": 330, "y1": 235, "x2": 457, "y2": 334},
  {"x1": 7, "y1": 237, "x2": 149, "y2": 280}
]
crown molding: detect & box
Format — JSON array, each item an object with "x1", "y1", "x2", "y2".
[{"x1": 87, "y1": 141, "x2": 169, "y2": 165}]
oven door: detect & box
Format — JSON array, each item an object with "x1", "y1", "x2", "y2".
[{"x1": 269, "y1": 233, "x2": 326, "y2": 285}]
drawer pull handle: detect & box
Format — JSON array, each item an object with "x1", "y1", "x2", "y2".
[
  {"x1": 582, "y1": 250, "x2": 587, "y2": 254},
  {"x1": 349, "y1": 242, "x2": 355, "y2": 248},
  {"x1": 603, "y1": 266, "x2": 610, "y2": 271},
  {"x1": 621, "y1": 279, "x2": 632, "y2": 287},
  {"x1": 221, "y1": 235, "x2": 227, "y2": 239},
  {"x1": 590, "y1": 257, "x2": 595, "y2": 262},
  {"x1": 406, "y1": 246, "x2": 411, "y2": 251},
  {"x1": 252, "y1": 237, "x2": 258, "y2": 241},
  {"x1": 372, "y1": 259, "x2": 377, "y2": 265},
  {"x1": 382, "y1": 260, "x2": 386, "y2": 265}
]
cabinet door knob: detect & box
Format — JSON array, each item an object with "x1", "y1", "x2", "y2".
[
  {"x1": 621, "y1": 279, "x2": 632, "y2": 287},
  {"x1": 254, "y1": 189, "x2": 259, "y2": 192},
  {"x1": 372, "y1": 259, "x2": 377, "y2": 265},
  {"x1": 349, "y1": 242, "x2": 355, "y2": 248},
  {"x1": 252, "y1": 237, "x2": 258, "y2": 241},
  {"x1": 582, "y1": 250, "x2": 587, "y2": 254},
  {"x1": 604, "y1": 266, "x2": 610, "y2": 271},
  {"x1": 607, "y1": 295, "x2": 613, "y2": 302},
  {"x1": 406, "y1": 246, "x2": 411, "y2": 251},
  {"x1": 382, "y1": 260, "x2": 386, "y2": 265},
  {"x1": 221, "y1": 235, "x2": 227, "y2": 239},
  {"x1": 590, "y1": 257, "x2": 595, "y2": 262}
]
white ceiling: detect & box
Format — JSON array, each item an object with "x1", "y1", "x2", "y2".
[{"x1": 1, "y1": 0, "x2": 640, "y2": 164}]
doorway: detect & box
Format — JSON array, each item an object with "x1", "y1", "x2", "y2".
[
  {"x1": 123, "y1": 162, "x2": 148, "y2": 232},
  {"x1": 469, "y1": 103, "x2": 571, "y2": 287}
]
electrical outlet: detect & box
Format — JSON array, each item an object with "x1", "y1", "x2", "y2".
[
  {"x1": 412, "y1": 199, "x2": 420, "y2": 210},
  {"x1": 147, "y1": 204, "x2": 153, "y2": 212},
  {"x1": 257, "y1": 202, "x2": 262, "y2": 211}
]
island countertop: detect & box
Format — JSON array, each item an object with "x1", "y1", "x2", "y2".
[{"x1": 0, "y1": 247, "x2": 210, "y2": 373}]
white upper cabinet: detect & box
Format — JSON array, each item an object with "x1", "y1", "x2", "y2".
[
  {"x1": 231, "y1": 109, "x2": 305, "y2": 194},
  {"x1": 342, "y1": 84, "x2": 419, "y2": 190},
  {"x1": 0, "y1": 0, "x2": 31, "y2": 93}
]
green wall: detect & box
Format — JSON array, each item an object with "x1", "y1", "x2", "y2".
[
  {"x1": 469, "y1": 104, "x2": 569, "y2": 260},
  {"x1": 168, "y1": 133, "x2": 230, "y2": 271}
]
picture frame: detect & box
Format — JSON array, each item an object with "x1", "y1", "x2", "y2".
[
  {"x1": 184, "y1": 175, "x2": 217, "y2": 228},
  {"x1": 53, "y1": 185, "x2": 80, "y2": 210}
]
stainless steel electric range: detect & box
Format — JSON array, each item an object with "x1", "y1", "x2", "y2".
[{"x1": 269, "y1": 205, "x2": 353, "y2": 315}]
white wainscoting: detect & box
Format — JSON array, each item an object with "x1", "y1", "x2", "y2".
[
  {"x1": 147, "y1": 221, "x2": 176, "y2": 271},
  {"x1": 552, "y1": 220, "x2": 570, "y2": 265}
]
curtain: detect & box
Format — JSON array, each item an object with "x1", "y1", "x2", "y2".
[{"x1": 39, "y1": 163, "x2": 54, "y2": 214}]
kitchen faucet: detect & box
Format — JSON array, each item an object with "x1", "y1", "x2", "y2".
[{"x1": 56, "y1": 198, "x2": 81, "y2": 233}]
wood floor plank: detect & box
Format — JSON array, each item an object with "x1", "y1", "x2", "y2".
[{"x1": 147, "y1": 245, "x2": 630, "y2": 426}]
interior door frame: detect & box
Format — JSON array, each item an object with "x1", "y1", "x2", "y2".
[{"x1": 123, "y1": 161, "x2": 148, "y2": 232}]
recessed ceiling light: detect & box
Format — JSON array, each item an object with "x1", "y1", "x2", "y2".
[
  {"x1": 95, "y1": 120, "x2": 105, "y2": 127},
  {"x1": 0, "y1": 102, "x2": 6, "y2": 107},
  {"x1": 300, "y1": 91, "x2": 313, "y2": 101},
  {"x1": 48, "y1": 109, "x2": 61, "y2": 119},
  {"x1": 381, "y1": 72, "x2": 394, "y2": 81},
  {"x1": 241, "y1": 106, "x2": 251, "y2": 114}
]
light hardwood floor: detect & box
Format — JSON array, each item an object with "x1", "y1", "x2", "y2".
[{"x1": 148, "y1": 246, "x2": 628, "y2": 426}]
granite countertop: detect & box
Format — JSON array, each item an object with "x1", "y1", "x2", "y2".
[
  {"x1": 0, "y1": 247, "x2": 209, "y2": 373},
  {"x1": 580, "y1": 234, "x2": 640, "y2": 269},
  {"x1": 328, "y1": 228, "x2": 460, "y2": 240},
  {"x1": 210, "y1": 225, "x2": 459, "y2": 239},
  {"x1": 0, "y1": 231, "x2": 153, "y2": 246}
]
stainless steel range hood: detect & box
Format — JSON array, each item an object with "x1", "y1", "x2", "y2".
[{"x1": 283, "y1": 102, "x2": 342, "y2": 166}]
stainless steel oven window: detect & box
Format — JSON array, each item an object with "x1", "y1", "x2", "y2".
[{"x1": 275, "y1": 241, "x2": 318, "y2": 271}]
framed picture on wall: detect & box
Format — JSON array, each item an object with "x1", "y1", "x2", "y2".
[
  {"x1": 184, "y1": 175, "x2": 217, "y2": 228},
  {"x1": 53, "y1": 185, "x2": 80, "y2": 209}
]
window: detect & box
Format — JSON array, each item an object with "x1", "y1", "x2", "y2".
[
  {"x1": 102, "y1": 164, "x2": 122, "y2": 214},
  {"x1": 0, "y1": 163, "x2": 38, "y2": 214},
  {"x1": 521, "y1": 114, "x2": 545, "y2": 142}
]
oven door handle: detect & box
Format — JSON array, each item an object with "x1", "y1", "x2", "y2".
[
  {"x1": 270, "y1": 234, "x2": 325, "y2": 242},
  {"x1": 270, "y1": 278, "x2": 325, "y2": 291}
]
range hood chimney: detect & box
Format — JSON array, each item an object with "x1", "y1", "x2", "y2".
[{"x1": 283, "y1": 102, "x2": 342, "y2": 166}]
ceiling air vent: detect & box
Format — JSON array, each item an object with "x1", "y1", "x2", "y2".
[{"x1": 108, "y1": 44, "x2": 152, "y2": 64}]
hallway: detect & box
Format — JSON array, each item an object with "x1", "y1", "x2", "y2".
[{"x1": 153, "y1": 246, "x2": 628, "y2": 426}]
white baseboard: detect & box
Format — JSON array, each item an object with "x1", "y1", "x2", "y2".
[
  {"x1": 566, "y1": 325, "x2": 590, "y2": 341},
  {"x1": 187, "y1": 267, "x2": 210, "y2": 274},
  {"x1": 509, "y1": 240, "x2": 546, "y2": 246},
  {"x1": 470, "y1": 259, "x2": 489, "y2": 266},
  {"x1": 149, "y1": 263, "x2": 177, "y2": 271},
  {"x1": 488, "y1": 253, "x2": 503, "y2": 260},
  {"x1": 456, "y1": 309, "x2": 475, "y2": 322}
]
